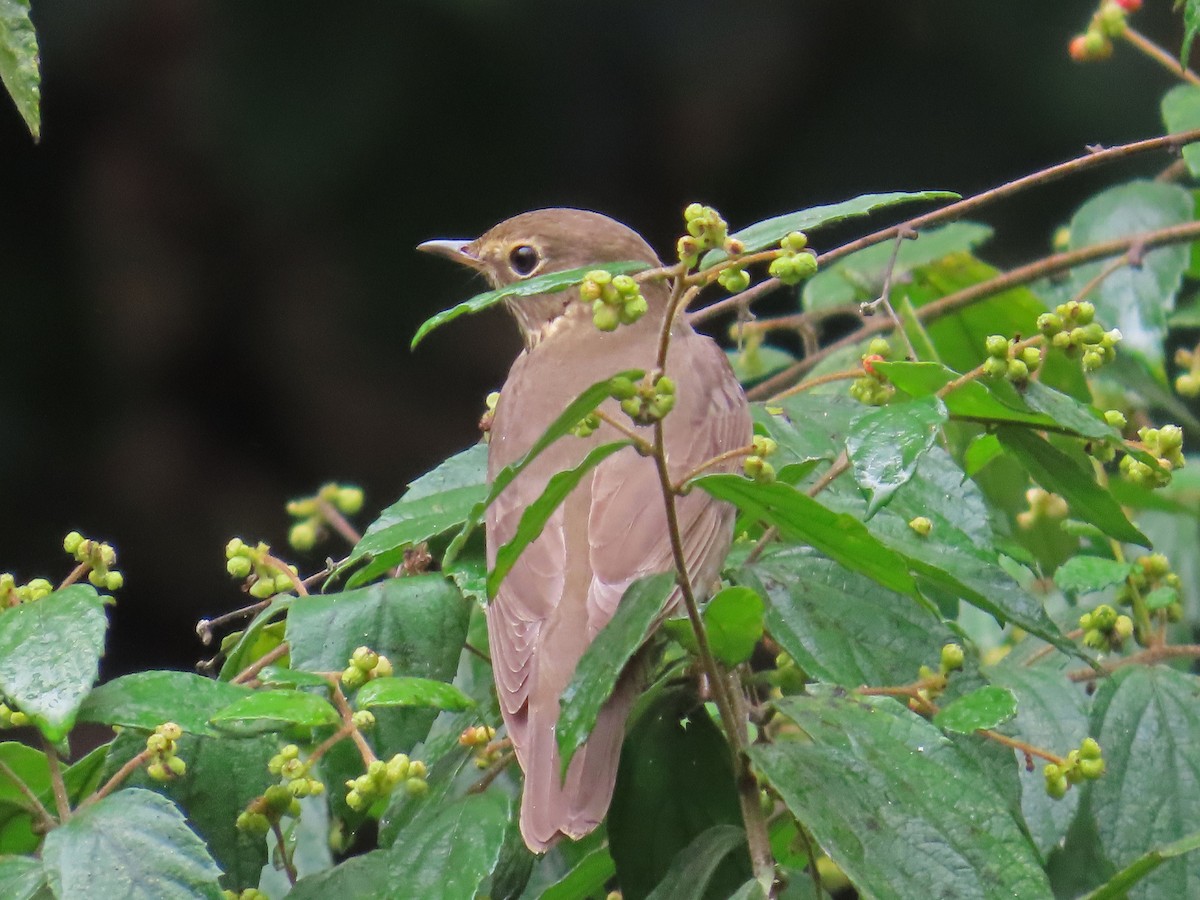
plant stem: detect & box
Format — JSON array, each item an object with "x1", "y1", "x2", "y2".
[
  {"x1": 674, "y1": 443, "x2": 758, "y2": 489},
  {"x1": 263, "y1": 554, "x2": 309, "y2": 596},
  {"x1": 324, "y1": 676, "x2": 378, "y2": 765},
  {"x1": 82, "y1": 749, "x2": 153, "y2": 809},
  {"x1": 1066, "y1": 643, "x2": 1200, "y2": 683},
  {"x1": 233, "y1": 641, "x2": 290, "y2": 685},
  {"x1": 315, "y1": 499, "x2": 362, "y2": 546},
  {"x1": 1122, "y1": 27, "x2": 1200, "y2": 86},
  {"x1": 772, "y1": 368, "x2": 863, "y2": 400},
  {"x1": 273, "y1": 820, "x2": 299, "y2": 885},
  {"x1": 57, "y1": 562, "x2": 90, "y2": 591},
  {"x1": 978, "y1": 729, "x2": 1064, "y2": 766},
  {"x1": 41, "y1": 736, "x2": 70, "y2": 822},
  {"x1": 0, "y1": 756, "x2": 57, "y2": 830}
]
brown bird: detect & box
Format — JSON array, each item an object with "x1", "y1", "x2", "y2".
[{"x1": 419, "y1": 209, "x2": 751, "y2": 852}]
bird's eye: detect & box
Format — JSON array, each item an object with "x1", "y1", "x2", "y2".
[{"x1": 508, "y1": 244, "x2": 540, "y2": 277}]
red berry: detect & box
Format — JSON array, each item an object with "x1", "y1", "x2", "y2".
[
  {"x1": 1069, "y1": 35, "x2": 1090, "y2": 62},
  {"x1": 862, "y1": 354, "x2": 884, "y2": 377},
  {"x1": 1114, "y1": 0, "x2": 1141, "y2": 11}
]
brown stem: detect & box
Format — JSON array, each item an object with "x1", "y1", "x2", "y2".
[
  {"x1": 978, "y1": 729, "x2": 1064, "y2": 765},
  {"x1": 41, "y1": 736, "x2": 71, "y2": 822},
  {"x1": 196, "y1": 599, "x2": 272, "y2": 646},
  {"x1": 1022, "y1": 628, "x2": 1085, "y2": 667},
  {"x1": 232, "y1": 641, "x2": 290, "y2": 685},
  {"x1": 772, "y1": 369, "x2": 864, "y2": 401},
  {"x1": 742, "y1": 452, "x2": 851, "y2": 568},
  {"x1": 82, "y1": 749, "x2": 153, "y2": 809},
  {"x1": 315, "y1": 499, "x2": 362, "y2": 547},
  {"x1": 272, "y1": 820, "x2": 299, "y2": 885},
  {"x1": 594, "y1": 410, "x2": 654, "y2": 454},
  {"x1": 262, "y1": 554, "x2": 309, "y2": 597},
  {"x1": 1122, "y1": 27, "x2": 1200, "y2": 86},
  {"x1": 324, "y1": 676, "x2": 378, "y2": 766},
  {"x1": 468, "y1": 749, "x2": 517, "y2": 794},
  {"x1": 57, "y1": 562, "x2": 90, "y2": 591},
  {"x1": 674, "y1": 443, "x2": 758, "y2": 490},
  {"x1": 1066, "y1": 643, "x2": 1200, "y2": 683},
  {"x1": 464, "y1": 641, "x2": 492, "y2": 665},
  {"x1": 0, "y1": 756, "x2": 57, "y2": 829}
]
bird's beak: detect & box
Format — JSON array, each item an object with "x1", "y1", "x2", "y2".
[{"x1": 417, "y1": 238, "x2": 484, "y2": 271}]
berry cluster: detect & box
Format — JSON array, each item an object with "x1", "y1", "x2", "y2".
[
  {"x1": 911, "y1": 643, "x2": 965, "y2": 710},
  {"x1": 1118, "y1": 553, "x2": 1183, "y2": 622},
  {"x1": 286, "y1": 483, "x2": 364, "y2": 552},
  {"x1": 743, "y1": 435, "x2": 779, "y2": 484},
  {"x1": 0, "y1": 574, "x2": 53, "y2": 607},
  {"x1": 63, "y1": 532, "x2": 124, "y2": 592},
  {"x1": 717, "y1": 254, "x2": 751, "y2": 294},
  {"x1": 768, "y1": 231, "x2": 818, "y2": 286},
  {"x1": 236, "y1": 784, "x2": 302, "y2": 835},
  {"x1": 345, "y1": 754, "x2": 428, "y2": 812},
  {"x1": 1069, "y1": 1, "x2": 1140, "y2": 63},
  {"x1": 611, "y1": 373, "x2": 676, "y2": 425},
  {"x1": 1016, "y1": 488, "x2": 1069, "y2": 530},
  {"x1": 1119, "y1": 425, "x2": 1184, "y2": 488},
  {"x1": 1037, "y1": 301, "x2": 1121, "y2": 373},
  {"x1": 677, "y1": 203, "x2": 730, "y2": 269},
  {"x1": 341, "y1": 646, "x2": 394, "y2": 690},
  {"x1": 267, "y1": 744, "x2": 326, "y2": 800},
  {"x1": 981, "y1": 334, "x2": 1043, "y2": 384},
  {"x1": 580, "y1": 271, "x2": 649, "y2": 332},
  {"x1": 459, "y1": 724, "x2": 501, "y2": 769},
  {"x1": 145, "y1": 722, "x2": 187, "y2": 783},
  {"x1": 1078, "y1": 604, "x2": 1134, "y2": 652},
  {"x1": 0, "y1": 701, "x2": 29, "y2": 728},
  {"x1": 850, "y1": 337, "x2": 895, "y2": 406},
  {"x1": 1044, "y1": 737, "x2": 1106, "y2": 799},
  {"x1": 225, "y1": 538, "x2": 299, "y2": 599}
]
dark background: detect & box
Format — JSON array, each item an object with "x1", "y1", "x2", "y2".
[{"x1": 0, "y1": 1, "x2": 1186, "y2": 675}]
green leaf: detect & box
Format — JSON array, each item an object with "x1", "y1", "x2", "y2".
[
  {"x1": 412, "y1": 261, "x2": 648, "y2": 348},
  {"x1": 1068, "y1": 181, "x2": 1192, "y2": 364},
  {"x1": 446, "y1": 371, "x2": 643, "y2": 568},
  {"x1": 42, "y1": 788, "x2": 222, "y2": 899},
  {"x1": 701, "y1": 586, "x2": 764, "y2": 666},
  {"x1": 726, "y1": 344, "x2": 795, "y2": 386},
  {"x1": 1053, "y1": 556, "x2": 1135, "y2": 596},
  {"x1": 0, "y1": 585, "x2": 108, "y2": 742},
  {"x1": 347, "y1": 443, "x2": 487, "y2": 571},
  {"x1": 216, "y1": 596, "x2": 290, "y2": 681},
  {"x1": 1182, "y1": 1, "x2": 1200, "y2": 70},
  {"x1": 256, "y1": 664, "x2": 331, "y2": 689},
  {"x1": 754, "y1": 692, "x2": 1051, "y2": 899},
  {"x1": 286, "y1": 575, "x2": 471, "y2": 758},
  {"x1": 489, "y1": 440, "x2": 632, "y2": 598},
  {"x1": 0, "y1": 0, "x2": 40, "y2": 141},
  {"x1": 1019, "y1": 380, "x2": 1118, "y2": 441},
  {"x1": 354, "y1": 676, "x2": 474, "y2": 712},
  {"x1": 751, "y1": 394, "x2": 862, "y2": 475},
  {"x1": 845, "y1": 395, "x2": 947, "y2": 515},
  {"x1": 1144, "y1": 585, "x2": 1179, "y2": 611},
  {"x1": 1089, "y1": 666, "x2": 1200, "y2": 899},
  {"x1": 644, "y1": 825, "x2": 748, "y2": 900},
  {"x1": 210, "y1": 689, "x2": 339, "y2": 734},
  {"x1": 0, "y1": 855, "x2": 47, "y2": 900},
  {"x1": 609, "y1": 688, "x2": 749, "y2": 900},
  {"x1": 701, "y1": 190, "x2": 960, "y2": 268},
  {"x1": 804, "y1": 222, "x2": 993, "y2": 310},
  {"x1": 557, "y1": 572, "x2": 674, "y2": 774},
  {"x1": 1082, "y1": 830, "x2": 1200, "y2": 900},
  {"x1": 289, "y1": 791, "x2": 510, "y2": 899},
  {"x1": 963, "y1": 433, "x2": 1004, "y2": 476},
  {"x1": 1162, "y1": 86, "x2": 1200, "y2": 178},
  {"x1": 876, "y1": 360, "x2": 1059, "y2": 431},
  {"x1": 738, "y1": 547, "x2": 952, "y2": 687},
  {"x1": 996, "y1": 427, "x2": 1148, "y2": 546},
  {"x1": 540, "y1": 847, "x2": 616, "y2": 900},
  {"x1": 932, "y1": 685, "x2": 1017, "y2": 734},
  {"x1": 693, "y1": 475, "x2": 919, "y2": 598},
  {"x1": 78, "y1": 671, "x2": 254, "y2": 737}
]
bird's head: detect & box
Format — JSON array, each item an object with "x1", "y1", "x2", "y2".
[{"x1": 419, "y1": 208, "x2": 664, "y2": 348}]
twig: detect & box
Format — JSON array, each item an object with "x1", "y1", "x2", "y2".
[
  {"x1": 57, "y1": 562, "x2": 90, "y2": 591},
  {"x1": 1122, "y1": 27, "x2": 1200, "y2": 86},
  {"x1": 464, "y1": 641, "x2": 492, "y2": 665},
  {"x1": 862, "y1": 228, "x2": 918, "y2": 358},
  {"x1": 262, "y1": 554, "x2": 309, "y2": 597},
  {"x1": 232, "y1": 641, "x2": 290, "y2": 685},
  {"x1": 0, "y1": 756, "x2": 57, "y2": 830},
  {"x1": 978, "y1": 729, "x2": 1063, "y2": 765},
  {"x1": 324, "y1": 675, "x2": 378, "y2": 765},
  {"x1": 315, "y1": 499, "x2": 362, "y2": 546},
  {"x1": 41, "y1": 736, "x2": 70, "y2": 822},
  {"x1": 594, "y1": 410, "x2": 653, "y2": 454},
  {"x1": 743, "y1": 452, "x2": 851, "y2": 568},
  {"x1": 468, "y1": 749, "x2": 516, "y2": 794},
  {"x1": 272, "y1": 820, "x2": 299, "y2": 885},
  {"x1": 82, "y1": 749, "x2": 153, "y2": 809},
  {"x1": 674, "y1": 443, "x2": 758, "y2": 490},
  {"x1": 1066, "y1": 643, "x2": 1200, "y2": 683},
  {"x1": 197, "y1": 599, "x2": 272, "y2": 645},
  {"x1": 772, "y1": 369, "x2": 864, "y2": 401}
]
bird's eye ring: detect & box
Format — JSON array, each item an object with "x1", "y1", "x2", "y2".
[{"x1": 508, "y1": 244, "x2": 541, "y2": 277}]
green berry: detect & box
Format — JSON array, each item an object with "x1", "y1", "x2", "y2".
[
  {"x1": 1079, "y1": 737, "x2": 1102, "y2": 760},
  {"x1": 1082, "y1": 350, "x2": 1104, "y2": 372},
  {"x1": 227, "y1": 556, "x2": 252, "y2": 579},
  {"x1": 1103, "y1": 409, "x2": 1127, "y2": 429},
  {"x1": 867, "y1": 337, "x2": 891, "y2": 357},
  {"x1": 619, "y1": 294, "x2": 648, "y2": 325},
  {"x1": 1036, "y1": 313, "x2": 1062, "y2": 335},
  {"x1": 751, "y1": 435, "x2": 778, "y2": 457},
  {"x1": 981, "y1": 357, "x2": 1008, "y2": 379},
  {"x1": 985, "y1": 335, "x2": 1010, "y2": 358},
  {"x1": 167, "y1": 756, "x2": 187, "y2": 777},
  {"x1": 909, "y1": 516, "x2": 933, "y2": 537},
  {"x1": 781, "y1": 231, "x2": 808, "y2": 252},
  {"x1": 341, "y1": 666, "x2": 366, "y2": 689},
  {"x1": 289, "y1": 522, "x2": 317, "y2": 552},
  {"x1": 592, "y1": 301, "x2": 620, "y2": 332},
  {"x1": 405, "y1": 777, "x2": 429, "y2": 797},
  {"x1": 609, "y1": 376, "x2": 637, "y2": 400},
  {"x1": 147, "y1": 762, "x2": 169, "y2": 782},
  {"x1": 1007, "y1": 359, "x2": 1029, "y2": 382},
  {"x1": 1051, "y1": 331, "x2": 1072, "y2": 349},
  {"x1": 335, "y1": 487, "x2": 364, "y2": 515},
  {"x1": 63, "y1": 531, "x2": 83, "y2": 554},
  {"x1": 718, "y1": 267, "x2": 751, "y2": 294},
  {"x1": 1078, "y1": 757, "x2": 1106, "y2": 779},
  {"x1": 1020, "y1": 346, "x2": 1042, "y2": 368}
]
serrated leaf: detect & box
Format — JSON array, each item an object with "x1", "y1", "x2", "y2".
[
  {"x1": 737, "y1": 547, "x2": 952, "y2": 687},
  {"x1": 1068, "y1": 181, "x2": 1192, "y2": 364},
  {"x1": 0, "y1": 585, "x2": 108, "y2": 742},
  {"x1": 1053, "y1": 556, "x2": 1134, "y2": 595},
  {"x1": 289, "y1": 791, "x2": 510, "y2": 899},
  {"x1": 700, "y1": 190, "x2": 959, "y2": 268},
  {"x1": 644, "y1": 825, "x2": 747, "y2": 900},
  {"x1": 42, "y1": 788, "x2": 222, "y2": 899},
  {"x1": 216, "y1": 596, "x2": 290, "y2": 681},
  {"x1": 354, "y1": 676, "x2": 474, "y2": 711},
  {"x1": 754, "y1": 692, "x2": 1051, "y2": 899},
  {"x1": 210, "y1": 689, "x2": 339, "y2": 734},
  {"x1": 557, "y1": 572, "x2": 675, "y2": 774},
  {"x1": 693, "y1": 475, "x2": 919, "y2": 598},
  {"x1": 489, "y1": 440, "x2": 632, "y2": 598},
  {"x1": 445, "y1": 371, "x2": 643, "y2": 569},
  {"x1": 346, "y1": 444, "x2": 487, "y2": 571},
  {"x1": 933, "y1": 685, "x2": 1017, "y2": 734},
  {"x1": 996, "y1": 427, "x2": 1148, "y2": 546},
  {"x1": 750, "y1": 393, "x2": 863, "y2": 473},
  {"x1": 78, "y1": 670, "x2": 254, "y2": 736},
  {"x1": 804, "y1": 221, "x2": 993, "y2": 310},
  {"x1": 412, "y1": 261, "x2": 648, "y2": 348},
  {"x1": 845, "y1": 395, "x2": 947, "y2": 515},
  {"x1": 1089, "y1": 666, "x2": 1200, "y2": 899},
  {"x1": 0, "y1": 0, "x2": 41, "y2": 141}
]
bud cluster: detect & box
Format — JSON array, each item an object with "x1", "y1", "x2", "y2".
[
  {"x1": 341, "y1": 646, "x2": 394, "y2": 690},
  {"x1": 267, "y1": 743, "x2": 326, "y2": 800},
  {"x1": 63, "y1": 531, "x2": 124, "y2": 592},
  {"x1": 459, "y1": 724, "x2": 501, "y2": 769},
  {"x1": 286, "y1": 483, "x2": 364, "y2": 552},
  {"x1": 1016, "y1": 487, "x2": 1070, "y2": 530},
  {"x1": 225, "y1": 538, "x2": 299, "y2": 599},
  {"x1": 1117, "y1": 553, "x2": 1183, "y2": 622},
  {"x1": 743, "y1": 435, "x2": 779, "y2": 484},
  {"x1": 345, "y1": 753, "x2": 428, "y2": 812},
  {"x1": 677, "y1": 203, "x2": 730, "y2": 269},
  {"x1": 580, "y1": 270, "x2": 648, "y2": 332},
  {"x1": 1037, "y1": 301, "x2": 1121, "y2": 373},
  {"x1": 1078, "y1": 604, "x2": 1134, "y2": 652},
  {"x1": 981, "y1": 334, "x2": 1042, "y2": 385},
  {"x1": 611, "y1": 373, "x2": 676, "y2": 425},
  {"x1": 1174, "y1": 345, "x2": 1200, "y2": 398},
  {"x1": 1119, "y1": 425, "x2": 1184, "y2": 488},
  {"x1": 768, "y1": 231, "x2": 818, "y2": 286},
  {"x1": 145, "y1": 722, "x2": 187, "y2": 783},
  {"x1": 1068, "y1": 1, "x2": 1139, "y2": 63},
  {"x1": 237, "y1": 783, "x2": 301, "y2": 835},
  {"x1": 851, "y1": 337, "x2": 895, "y2": 406},
  {"x1": 0, "y1": 573, "x2": 54, "y2": 608},
  {"x1": 1044, "y1": 737, "x2": 1106, "y2": 799},
  {"x1": 910, "y1": 643, "x2": 965, "y2": 711}
]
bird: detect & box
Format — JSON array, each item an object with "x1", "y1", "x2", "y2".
[{"x1": 419, "y1": 208, "x2": 751, "y2": 852}]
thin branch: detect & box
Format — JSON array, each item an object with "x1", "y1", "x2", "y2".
[
  {"x1": 315, "y1": 499, "x2": 362, "y2": 547},
  {"x1": 0, "y1": 756, "x2": 56, "y2": 830},
  {"x1": 1122, "y1": 27, "x2": 1200, "y2": 86},
  {"x1": 978, "y1": 728, "x2": 1064, "y2": 765},
  {"x1": 272, "y1": 820, "x2": 299, "y2": 886},
  {"x1": 232, "y1": 641, "x2": 290, "y2": 685},
  {"x1": 197, "y1": 599, "x2": 272, "y2": 645},
  {"x1": 82, "y1": 749, "x2": 153, "y2": 809},
  {"x1": 862, "y1": 228, "x2": 918, "y2": 358},
  {"x1": 772, "y1": 368, "x2": 864, "y2": 401},
  {"x1": 262, "y1": 554, "x2": 309, "y2": 597},
  {"x1": 674, "y1": 443, "x2": 758, "y2": 490},
  {"x1": 324, "y1": 675, "x2": 378, "y2": 766},
  {"x1": 1067, "y1": 643, "x2": 1200, "y2": 683},
  {"x1": 468, "y1": 749, "x2": 516, "y2": 794},
  {"x1": 41, "y1": 736, "x2": 70, "y2": 822},
  {"x1": 57, "y1": 562, "x2": 90, "y2": 591},
  {"x1": 594, "y1": 410, "x2": 653, "y2": 454}
]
